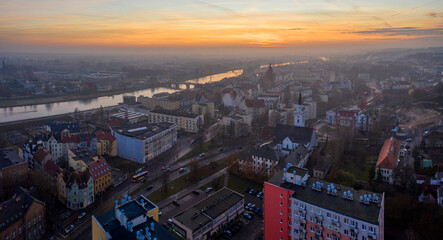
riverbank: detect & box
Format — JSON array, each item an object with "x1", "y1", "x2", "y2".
[{"x1": 0, "y1": 85, "x2": 163, "y2": 108}]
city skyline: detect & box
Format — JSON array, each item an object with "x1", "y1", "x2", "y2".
[{"x1": 1, "y1": 0, "x2": 442, "y2": 54}]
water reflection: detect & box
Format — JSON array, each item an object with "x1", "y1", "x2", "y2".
[{"x1": 186, "y1": 69, "x2": 243, "y2": 84}]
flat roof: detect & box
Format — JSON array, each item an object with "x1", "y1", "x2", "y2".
[
  {"x1": 117, "y1": 201, "x2": 146, "y2": 220},
  {"x1": 150, "y1": 109, "x2": 201, "y2": 118},
  {"x1": 95, "y1": 209, "x2": 177, "y2": 240},
  {"x1": 173, "y1": 188, "x2": 243, "y2": 232},
  {"x1": 111, "y1": 122, "x2": 176, "y2": 140},
  {"x1": 268, "y1": 175, "x2": 382, "y2": 224}
]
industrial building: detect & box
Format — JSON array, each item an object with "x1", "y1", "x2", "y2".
[{"x1": 171, "y1": 188, "x2": 244, "y2": 240}]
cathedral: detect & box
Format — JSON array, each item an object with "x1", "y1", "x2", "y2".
[{"x1": 259, "y1": 64, "x2": 275, "y2": 90}]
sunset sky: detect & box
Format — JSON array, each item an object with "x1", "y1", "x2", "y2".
[{"x1": 0, "y1": 0, "x2": 442, "y2": 53}]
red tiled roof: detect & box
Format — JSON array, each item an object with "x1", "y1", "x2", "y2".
[
  {"x1": 376, "y1": 137, "x2": 400, "y2": 169},
  {"x1": 33, "y1": 148, "x2": 49, "y2": 164},
  {"x1": 244, "y1": 99, "x2": 265, "y2": 108},
  {"x1": 43, "y1": 160, "x2": 60, "y2": 177},
  {"x1": 96, "y1": 130, "x2": 116, "y2": 142},
  {"x1": 61, "y1": 134, "x2": 80, "y2": 143},
  {"x1": 89, "y1": 157, "x2": 111, "y2": 180}
]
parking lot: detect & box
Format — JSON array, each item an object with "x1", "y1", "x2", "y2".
[{"x1": 214, "y1": 187, "x2": 264, "y2": 240}]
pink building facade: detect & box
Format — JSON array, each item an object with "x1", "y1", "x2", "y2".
[{"x1": 264, "y1": 166, "x2": 384, "y2": 240}]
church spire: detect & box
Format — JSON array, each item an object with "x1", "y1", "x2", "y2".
[{"x1": 298, "y1": 93, "x2": 302, "y2": 105}]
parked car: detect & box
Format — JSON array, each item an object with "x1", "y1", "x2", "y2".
[
  {"x1": 218, "y1": 148, "x2": 224, "y2": 152},
  {"x1": 255, "y1": 208, "x2": 262, "y2": 214},
  {"x1": 168, "y1": 219, "x2": 173, "y2": 224},
  {"x1": 249, "y1": 189, "x2": 255, "y2": 195},
  {"x1": 249, "y1": 204, "x2": 256, "y2": 211},
  {"x1": 158, "y1": 211, "x2": 162, "y2": 216},
  {"x1": 199, "y1": 153, "x2": 206, "y2": 157},
  {"x1": 146, "y1": 185, "x2": 153, "y2": 191},
  {"x1": 243, "y1": 213, "x2": 253, "y2": 220},
  {"x1": 179, "y1": 168, "x2": 186, "y2": 173},
  {"x1": 173, "y1": 200, "x2": 180, "y2": 206},
  {"x1": 224, "y1": 230, "x2": 232, "y2": 237},
  {"x1": 64, "y1": 225, "x2": 74, "y2": 234},
  {"x1": 77, "y1": 212, "x2": 86, "y2": 220},
  {"x1": 256, "y1": 192, "x2": 263, "y2": 198},
  {"x1": 192, "y1": 190, "x2": 200, "y2": 195},
  {"x1": 205, "y1": 187, "x2": 213, "y2": 193}
]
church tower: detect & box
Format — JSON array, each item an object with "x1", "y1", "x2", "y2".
[{"x1": 294, "y1": 93, "x2": 305, "y2": 127}]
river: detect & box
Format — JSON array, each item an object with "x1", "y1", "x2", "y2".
[{"x1": 0, "y1": 69, "x2": 243, "y2": 124}]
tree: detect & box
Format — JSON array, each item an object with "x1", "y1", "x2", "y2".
[{"x1": 161, "y1": 170, "x2": 169, "y2": 194}]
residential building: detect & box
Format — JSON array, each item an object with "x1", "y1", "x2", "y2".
[
  {"x1": 57, "y1": 169, "x2": 94, "y2": 210},
  {"x1": 284, "y1": 146, "x2": 310, "y2": 168},
  {"x1": 0, "y1": 148, "x2": 28, "y2": 198},
  {"x1": 0, "y1": 187, "x2": 46, "y2": 240},
  {"x1": 313, "y1": 156, "x2": 332, "y2": 179},
  {"x1": 32, "y1": 149, "x2": 55, "y2": 170},
  {"x1": 42, "y1": 160, "x2": 61, "y2": 197},
  {"x1": 272, "y1": 124, "x2": 318, "y2": 156},
  {"x1": 148, "y1": 109, "x2": 203, "y2": 132},
  {"x1": 264, "y1": 167, "x2": 384, "y2": 240},
  {"x1": 89, "y1": 157, "x2": 112, "y2": 196},
  {"x1": 238, "y1": 99, "x2": 266, "y2": 120},
  {"x1": 92, "y1": 195, "x2": 175, "y2": 240},
  {"x1": 47, "y1": 121, "x2": 80, "y2": 138},
  {"x1": 111, "y1": 122, "x2": 177, "y2": 163},
  {"x1": 258, "y1": 94, "x2": 280, "y2": 108},
  {"x1": 171, "y1": 188, "x2": 244, "y2": 240},
  {"x1": 239, "y1": 145, "x2": 280, "y2": 177},
  {"x1": 336, "y1": 110, "x2": 359, "y2": 132},
  {"x1": 192, "y1": 102, "x2": 215, "y2": 118},
  {"x1": 375, "y1": 137, "x2": 401, "y2": 184},
  {"x1": 221, "y1": 115, "x2": 252, "y2": 138},
  {"x1": 96, "y1": 130, "x2": 117, "y2": 157},
  {"x1": 43, "y1": 135, "x2": 64, "y2": 160}
]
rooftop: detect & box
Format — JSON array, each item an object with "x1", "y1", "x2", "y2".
[
  {"x1": 95, "y1": 203, "x2": 176, "y2": 240},
  {"x1": 89, "y1": 157, "x2": 111, "y2": 180},
  {"x1": 111, "y1": 122, "x2": 176, "y2": 140},
  {"x1": 0, "y1": 187, "x2": 44, "y2": 232},
  {"x1": 150, "y1": 109, "x2": 201, "y2": 118},
  {"x1": 273, "y1": 124, "x2": 315, "y2": 145},
  {"x1": 118, "y1": 201, "x2": 147, "y2": 220},
  {"x1": 314, "y1": 156, "x2": 332, "y2": 172},
  {"x1": 376, "y1": 137, "x2": 400, "y2": 169},
  {"x1": 0, "y1": 148, "x2": 25, "y2": 170},
  {"x1": 267, "y1": 173, "x2": 383, "y2": 224},
  {"x1": 174, "y1": 188, "x2": 243, "y2": 232}
]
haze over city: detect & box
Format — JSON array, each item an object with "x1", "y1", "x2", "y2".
[
  {"x1": 1, "y1": 0, "x2": 442, "y2": 55},
  {"x1": 0, "y1": 1, "x2": 442, "y2": 240}
]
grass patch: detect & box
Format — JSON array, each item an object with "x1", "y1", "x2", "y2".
[
  {"x1": 107, "y1": 156, "x2": 144, "y2": 176},
  {"x1": 129, "y1": 178, "x2": 157, "y2": 196},
  {"x1": 227, "y1": 173, "x2": 263, "y2": 194},
  {"x1": 178, "y1": 141, "x2": 219, "y2": 162},
  {"x1": 200, "y1": 174, "x2": 225, "y2": 192},
  {"x1": 147, "y1": 156, "x2": 230, "y2": 203}
]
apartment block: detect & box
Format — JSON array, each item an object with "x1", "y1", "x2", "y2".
[{"x1": 264, "y1": 167, "x2": 384, "y2": 240}]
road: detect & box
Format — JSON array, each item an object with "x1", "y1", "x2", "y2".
[{"x1": 62, "y1": 144, "x2": 242, "y2": 239}]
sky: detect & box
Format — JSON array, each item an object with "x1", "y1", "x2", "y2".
[{"x1": 0, "y1": 0, "x2": 442, "y2": 55}]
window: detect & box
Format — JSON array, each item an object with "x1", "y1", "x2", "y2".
[
  {"x1": 280, "y1": 219, "x2": 283, "y2": 224},
  {"x1": 310, "y1": 226, "x2": 314, "y2": 232},
  {"x1": 344, "y1": 229, "x2": 348, "y2": 235},
  {"x1": 280, "y1": 193, "x2": 283, "y2": 198},
  {"x1": 344, "y1": 218, "x2": 349, "y2": 224},
  {"x1": 327, "y1": 212, "x2": 331, "y2": 218},
  {"x1": 39, "y1": 214, "x2": 42, "y2": 222},
  {"x1": 362, "y1": 224, "x2": 367, "y2": 231},
  {"x1": 19, "y1": 226, "x2": 22, "y2": 234},
  {"x1": 369, "y1": 226, "x2": 375, "y2": 233},
  {"x1": 280, "y1": 228, "x2": 283, "y2": 232},
  {"x1": 280, "y1": 202, "x2": 283, "y2": 206},
  {"x1": 280, "y1": 211, "x2": 282, "y2": 215},
  {"x1": 327, "y1": 233, "x2": 331, "y2": 240}
]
